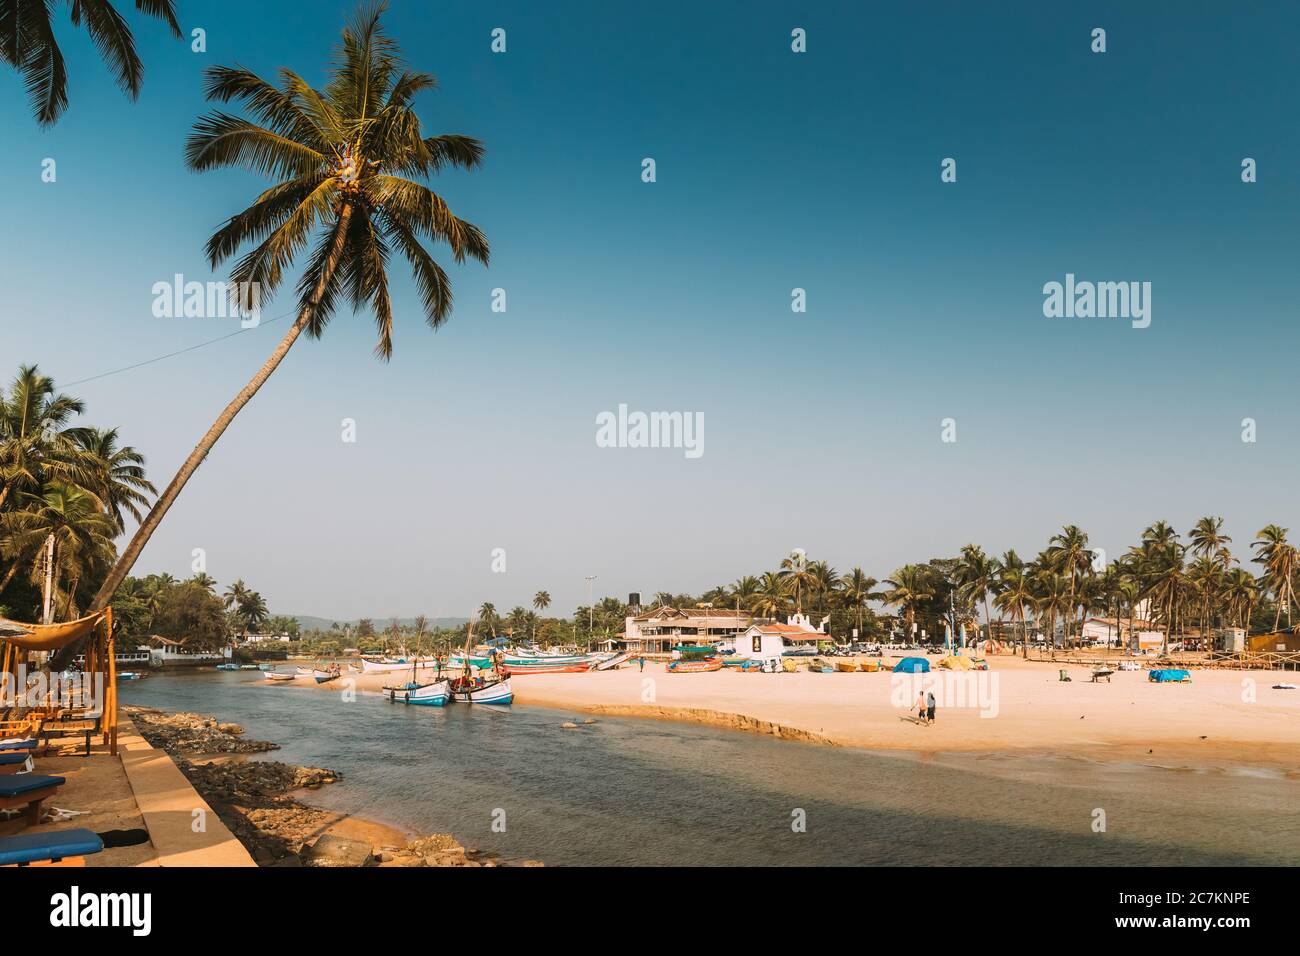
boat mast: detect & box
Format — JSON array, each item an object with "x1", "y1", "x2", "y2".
[{"x1": 461, "y1": 620, "x2": 477, "y2": 701}]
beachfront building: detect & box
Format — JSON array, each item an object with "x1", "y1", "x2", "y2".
[
  {"x1": 1076, "y1": 617, "x2": 1164, "y2": 651},
  {"x1": 623, "y1": 606, "x2": 755, "y2": 654},
  {"x1": 148, "y1": 636, "x2": 231, "y2": 668},
  {"x1": 732, "y1": 620, "x2": 824, "y2": 664}
]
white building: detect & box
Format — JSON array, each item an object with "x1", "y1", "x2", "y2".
[
  {"x1": 1077, "y1": 617, "x2": 1164, "y2": 651},
  {"x1": 148, "y1": 636, "x2": 231, "y2": 667},
  {"x1": 731, "y1": 613, "x2": 825, "y2": 665}
]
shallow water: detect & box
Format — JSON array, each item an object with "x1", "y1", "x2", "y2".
[{"x1": 123, "y1": 670, "x2": 1300, "y2": 866}]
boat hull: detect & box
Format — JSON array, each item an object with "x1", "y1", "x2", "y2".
[
  {"x1": 384, "y1": 681, "x2": 450, "y2": 706},
  {"x1": 360, "y1": 657, "x2": 438, "y2": 674},
  {"x1": 264, "y1": 673, "x2": 296, "y2": 682},
  {"x1": 447, "y1": 678, "x2": 513, "y2": 704},
  {"x1": 667, "y1": 658, "x2": 723, "y2": 673},
  {"x1": 504, "y1": 661, "x2": 592, "y2": 674},
  {"x1": 313, "y1": 670, "x2": 340, "y2": 684}
]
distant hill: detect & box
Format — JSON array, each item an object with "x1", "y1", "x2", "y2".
[{"x1": 292, "y1": 615, "x2": 470, "y2": 633}]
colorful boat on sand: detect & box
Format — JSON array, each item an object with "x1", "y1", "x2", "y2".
[
  {"x1": 667, "y1": 657, "x2": 723, "y2": 673},
  {"x1": 503, "y1": 659, "x2": 592, "y2": 674},
  {"x1": 314, "y1": 666, "x2": 342, "y2": 684},
  {"x1": 384, "y1": 679, "x2": 450, "y2": 706}
]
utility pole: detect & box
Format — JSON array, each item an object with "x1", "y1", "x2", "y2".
[{"x1": 584, "y1": 575, "x2": 597, "y2": 648}]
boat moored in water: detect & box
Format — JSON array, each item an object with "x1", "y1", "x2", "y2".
[
  {"x1": 384, "y1": 679, "x2": 450, "y2": 706},
  {"x1": 446, "y1": 674, "x2": 514, "y2": 704}
]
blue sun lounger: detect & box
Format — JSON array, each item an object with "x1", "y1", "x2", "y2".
[
  {"x1": 0, "y1": 773, "x2": 66, "y2": 833},
  {"x1": 0, "y1": 752, "x2": 33, "y2": 775},
  {"x1": 0, "y1": 827, "x2": 103, "y2": 867},
  {"x1": 0, "y1": 737, "x2": 37, "y2": 752}
]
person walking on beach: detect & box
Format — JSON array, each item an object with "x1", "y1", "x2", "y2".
[
  {"x1": 638, "y1": 656, "x2": 646, "y2": 672},
  {"x1": 916, "y1": 691, "x2": 928, "y2": 726},
  {"x1": 926, "y1": 690, "x2": 936, "y2": 725}
]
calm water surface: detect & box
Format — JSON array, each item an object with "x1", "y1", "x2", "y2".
[{"x1": 122, "y1": 670, "x2": 1300, "y2": 866}]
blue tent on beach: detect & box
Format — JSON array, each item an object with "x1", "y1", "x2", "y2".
[
  {"x1": 893, "y1": 657, "x2": 930, "y2": 673},
  {"x1": 1148, "y1": 668, "x2": 1191, "y2": 683}
]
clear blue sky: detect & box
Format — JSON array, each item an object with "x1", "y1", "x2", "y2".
[{"x1": 3, "y1": 1, "x2": 1297, "y2": 619}]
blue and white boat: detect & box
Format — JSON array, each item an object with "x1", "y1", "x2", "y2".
[
  {"x1": 384, "y1": 679, "x2": 450, "y2": 706},
  {"x1": 447, "y1": 675, "x2": 513, "y2": 705}
]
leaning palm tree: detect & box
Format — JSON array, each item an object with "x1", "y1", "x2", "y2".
[
  {"x1": 1252, "y1": 525, "x2": 1296, "y2": 632},
  {"x1": 1, "y1": 0, "x2": 181, "y2": 126},
  {"x1": 81, "y1": 5, "x2": 489, "y2": 626}
]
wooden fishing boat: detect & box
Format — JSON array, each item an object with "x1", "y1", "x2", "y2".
[
  {"x1": 858, "y1": 660, "x2": 879, "y2": 672},
  {"x1": 806, "y1": 660, "x2": 834, "y2": 673},
  {"x1": 592, "y1": 652, "x2": 628, "y2": 671},
  {"x1": 215, "y1": 663, "x2": 240, "y2": 671},
  {"x1": 504, "y1": 660, "x2": 592, "y2": 674},
  {"x1": 360, "y1": 656, "x2": 437, "y2": 674},
  {"x1": 384, "y1": 679, "x2": 450, "y2": 706},
  {"x1": 118, "y1": 671, "x2": 146, "y2": 681},
  {"x1": 835, "y1": 660, "x2": 859, "y2": 673},
  {"x1": 313, "y1": 667, "x2": 341, "y2": 684},
  {"x1": 264, "y1": 670, "x2": 296, "y2": 682},
  {"x1": 666, "y1": 657, "x2": 723, "y2": 673},
  {"x1": 444, "y1": 622, "x2": 514, "y2": 703},
  {"x1": 447, "y1": 674, "x2": 513, "y2": 704}
]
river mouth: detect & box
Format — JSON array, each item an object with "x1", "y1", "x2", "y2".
[{"x1": 123, "y1": 670, "x2": 1300, "y2": 866}]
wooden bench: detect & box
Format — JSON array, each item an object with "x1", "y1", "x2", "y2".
[{"x1": 40, "y1": 719, "x2": 99, "y2": 757}]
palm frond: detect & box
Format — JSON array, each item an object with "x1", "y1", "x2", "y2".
[
  {"x1": 186, "y1": 112, "x2": 326, "y2": 178},
  {"x1": 72, "y1": 0, "x2": 144, "y2": 98}
]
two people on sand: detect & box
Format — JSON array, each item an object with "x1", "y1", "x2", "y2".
[{"x1": 916, "y1": 690, "x2": 937, "y2": 725}]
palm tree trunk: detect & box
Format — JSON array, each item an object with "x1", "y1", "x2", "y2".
[
  {"x1": 41, "y1": 534, "x2": 56, "y2": 624},
  {"x1": 91, "y1": 205, "x2": 354, "y2": 611},
  {"x1": 0, "y1": 557, "x2": 22, "y2": 595},
  {"x1": 50, "y1": 206, "x2": 355, "y2": 668}
]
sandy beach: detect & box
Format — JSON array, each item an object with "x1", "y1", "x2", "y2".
[{"x1": 293, "y1": 657, "x2": 1300, "y2": 774}]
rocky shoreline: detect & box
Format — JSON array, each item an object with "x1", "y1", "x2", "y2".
[{"x1": 124, "y1": 706, "x2": 542, "y2": 868}]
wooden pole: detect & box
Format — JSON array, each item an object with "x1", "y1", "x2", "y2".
[{"x1": 105, "y1": 609, "x2": 117, "y2": 755}]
